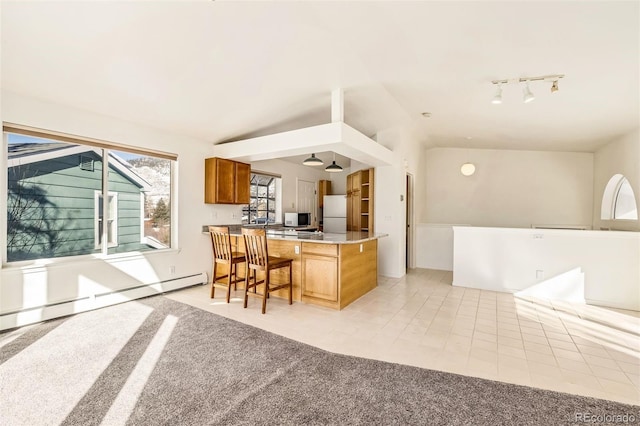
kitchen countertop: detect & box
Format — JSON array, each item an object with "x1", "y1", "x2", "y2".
[{"x1": 203, "y1": 224, "x2": 387, "y2": 244}]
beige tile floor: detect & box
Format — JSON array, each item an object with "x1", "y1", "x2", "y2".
[{"x1": 167, "y1": 268, "x2": 640, "y2": 406}]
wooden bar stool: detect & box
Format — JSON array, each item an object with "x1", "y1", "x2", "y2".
[
  {"x1": 209, "y1": 226, "x2": 246, "y2": 303},
  {"x1": 241, "y1": 228, "x2": 293, "y2": 314}
]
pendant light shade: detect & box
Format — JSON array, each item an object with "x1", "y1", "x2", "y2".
[
  {"x1": 303, "y1": 153, "x2": 323, "y2": 166},
  {"x1": 325, "y1": 153, "x2": 343, "y2": 173}
]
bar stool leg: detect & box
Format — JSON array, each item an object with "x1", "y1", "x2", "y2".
[
  {"x1": 226, "y1": 262, "x2": 233, "y2": 303},
  {"x1": 244, "y1": 265, "x2": 250, "y2": 309},
  {"x1": 288, "y1": 263, "x2": 293, "y2": 305},
  {"x1": 262, "y1": 271, "x2": 269, "y2": 314},
  {"x1": 210, "y1": 261, "x2": 217, "y2": 299}
]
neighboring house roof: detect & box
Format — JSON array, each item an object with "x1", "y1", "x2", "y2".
[{"x1": 8, "y1": 143, "x2": 152, "y2": 191}]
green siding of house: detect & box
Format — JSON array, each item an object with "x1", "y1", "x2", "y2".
[{"x1": 7, "y1": 151, "x2": 150, "y2": 262}]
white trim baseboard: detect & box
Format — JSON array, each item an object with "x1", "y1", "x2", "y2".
[{"x1": 0, "y1": 272, "x2": 207, "y2": 331}]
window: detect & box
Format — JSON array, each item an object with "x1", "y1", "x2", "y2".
[
  {"x1": 5, "y1": 125, "x2": 175, "y2": 263},
  {"x1": 601, "y1": 174, "x2": 638, "y2": 221},
  {"x1": 242, "y1": 173, "x2": 280, "y2": 224},
  {"x1": 613, "y1": 177, "x2": 638, "y2": 220},
  {"x1": 95, "y1": 191, "x2": 118, "y2": 248}
]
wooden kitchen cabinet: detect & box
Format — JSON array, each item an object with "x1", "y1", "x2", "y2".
[
  {"x1": 301, "y1": 243, "x2": 339, "y2": 306},
  {"x1": 234, "y1": 161, "x2": 251, "y2": 203},
  {"x1": 346, "y1": 168, "x2": 374, "y2": 232},
  {"x1": 318, "y1": 180, "x2": 332, "y2": 207},
  {"x1": 204, "y1": 157, "x2": 251, "y2": 204},
  {"x1": 300, "y1": 239, "x2": 377, "y2": 310}
]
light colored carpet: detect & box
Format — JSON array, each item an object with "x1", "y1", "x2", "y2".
[{"x1": 1, "y1": 295, "x2": 638, "y2": 425}]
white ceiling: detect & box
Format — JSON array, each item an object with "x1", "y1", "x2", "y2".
[{"x1": 2, "y1": 1, "x2": 638, "y2": 155}]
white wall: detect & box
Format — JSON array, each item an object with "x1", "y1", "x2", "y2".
[
  {"x1": 453, "y1": 226, "x2": 640, "y2": 311},
  {"x1": 423, "y1": 147, "x2": 594, "y2": 228},
  {"x1": 593, "y1": 129, "x2": 640, "y2": 232},
  {"x1": 415, "y1": 223, "x2": 469, "y2": 270},
  {"x1": 329, "y1": 168, "x2": 350, "y2": 195},
  {"x1": 374, "y1": 126, "x2": 423, "y2": 278},
  {"x1": 418, "y1": 147, "x2": 595, "y2": 271},
  {"x1": 1, "y1": 92, "x2": 219, "y2": 328}
]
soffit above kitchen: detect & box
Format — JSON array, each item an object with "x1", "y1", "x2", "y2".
[{"x1": 213, "y1": 121, "x2": 395, "y2": 167}]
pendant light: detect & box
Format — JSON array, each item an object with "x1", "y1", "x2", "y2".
[
  {"x1": 303, "y1": 153, "x2": 323, "y2": 166},
  {"x1": 325, "y1": 153, "x2": 343, "y2": 173}
]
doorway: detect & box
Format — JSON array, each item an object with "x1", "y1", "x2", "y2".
[
  {"x1": 297, "y1": 179, "x2": 316, "y2": 225},
  {"x1": 406, "y1": 173, "x2": 414, "y2": 271}
]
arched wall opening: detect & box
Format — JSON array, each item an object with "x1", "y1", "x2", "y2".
[{"x1": 601, "y1": 174, "x2": 638, "y2": 221}]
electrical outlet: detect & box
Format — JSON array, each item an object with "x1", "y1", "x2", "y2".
[
  {"x1": 294, "y1": 245, "x2": 300, "y2": 254},
  {"x1": 533, "y1": 234, "x2": 544, "y2": 239},
  {"x1": 359, "y1": 244, "x2": 363, "y2": 253},
  {"x1": 536, "y1": 270, "x2": 544, "y2": 280},
  {"x1": 170, "y1": 265, "x2": 176, "y2": 274}
]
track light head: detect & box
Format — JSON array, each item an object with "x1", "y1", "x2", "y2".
[
  {"x1": 550, "y1": 80, "x2": 559, "y2": 93},
  {"x1": 523, "y1": 82, "x2": 535, "y2": 103},
  {"x1": 491, "y1": 83, "x2": 503, "y2": 104}
]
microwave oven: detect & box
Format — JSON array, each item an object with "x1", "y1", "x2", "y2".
[{"x1": 284, "y1": 212, "x2": 311, "y2": 227}]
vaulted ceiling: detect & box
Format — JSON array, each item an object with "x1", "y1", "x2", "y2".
[{"x1": 2, "y1": 1, "x2": 638, "y2": 154}]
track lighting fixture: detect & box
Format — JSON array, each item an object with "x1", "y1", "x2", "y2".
[
  {"x1": 325, "y1": 153, "x2": 343, "y2": 173},
  {"x1": 491, "y1": 74, "x2": 564, "y2": 104},
  {"x1": 303, "y1": 153, "x2": 323, "y2": 166}
]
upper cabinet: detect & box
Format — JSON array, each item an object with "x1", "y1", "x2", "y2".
[
  {"x1": 318, "y1": 180, "x2": 332, "y2": 208},
  {"x1": 346, "y1": 168, "x2": 374, "y2": 232},
  {"x1": 205, "y1": 157, "x2": 251, "y2": 204}
]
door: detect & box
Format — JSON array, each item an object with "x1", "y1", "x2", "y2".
[
  {"x1": 406, "y1": 173, "x2": 414, "y2": 270},
  {"x1": 297, "y1": 179, "x2": 316, "y2": 224}
]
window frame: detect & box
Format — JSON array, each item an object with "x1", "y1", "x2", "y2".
[
  {"x1": 612, "y1": 176, "x2": 638, "y2": 220},
  {"x1": 3, "y1": 124, "x2": 177, "y2": 266},
  {"x1": 94, "y1": 190, "x2": 118, "y2": 249},
  {"x1": 601, "y1": 173, "x2": 638, "y2": 222},
  {"x1": 243, "y1": 172, "x2": 280, "y2": 225}
]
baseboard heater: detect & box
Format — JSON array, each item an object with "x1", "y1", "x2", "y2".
[{"x1": 0, "y1": 272, "x2": 208, "y2": 331}]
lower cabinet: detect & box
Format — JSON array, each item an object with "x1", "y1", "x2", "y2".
[
  {"x1": 302, "y1": 254, "x2": 338, "y2": 302},
  {"x1": 301, "y1": 240, "x2": 377, "y2": 310}
]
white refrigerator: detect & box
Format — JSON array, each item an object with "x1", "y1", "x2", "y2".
[{"x1": 323, "y1": 195, "x2": 347, "y2": 233}]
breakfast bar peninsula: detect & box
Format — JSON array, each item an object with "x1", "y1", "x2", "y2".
[{"x1": 205, "y1": 227, "x2": 386, "y2": 310}]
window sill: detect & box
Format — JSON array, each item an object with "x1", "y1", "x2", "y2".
[{"x1": 1, "y1": 247, "x2": 181, "y2": 272}]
